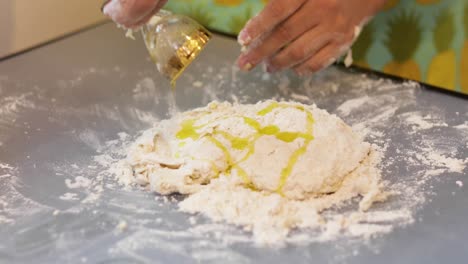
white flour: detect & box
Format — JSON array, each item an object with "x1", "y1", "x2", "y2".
[
  {"x1": 0, "y1": 163, "x2": 52, "y2": 224},
  {"x1": 0, "y1": 93, "x2": 36, "y2": 145},
  {"x1": 112, "y1": 100, "x2": 389, "y2": 244},
  {"x1": 65, "y1": 176, "x2": 92, "y2": 189},
  {"x1": 59, "y1": 192, "x2": 79, "y2": 201}
]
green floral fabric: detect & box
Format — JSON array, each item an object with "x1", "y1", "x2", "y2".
[{"x1": 165, "y1": 0, "x2": 468, "y2": 94}]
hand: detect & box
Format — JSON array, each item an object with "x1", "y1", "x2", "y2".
[
  {"x1": 236, "y1": 0, "x2": 385, "y2": 76},
  {"x1": 102, "y1": 0, "x2": 168, "y2": 28}
]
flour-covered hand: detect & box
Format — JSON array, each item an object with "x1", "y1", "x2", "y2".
[{"x1": 236, "y1": 0, "x2": 385, "y2": 75}]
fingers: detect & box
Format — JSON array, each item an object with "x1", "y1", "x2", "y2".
[
  {"x1": 238, "y1": 0, "x2": 306, "y2": 46},
  {"x1": 236, "y1": 1, "x2": 319, "y2": 71},
  {"x1": 234, "y1": 0, "x2": 373, "y2": 75},
  {"x1": 103, "y1": 0, "x2": 166, "y2": 28},
  {"x1": 293, "y1": 40, "x2": 351, "y2": 76},
  {"x1": 265, "y1": 26, "x2": 332, "y2": 72}
]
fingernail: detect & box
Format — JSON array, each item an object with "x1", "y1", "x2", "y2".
[
  {"x1": 102, "y1": 0, "x2": 121, "y2": 17},
  {"x1": 243, "y1": 63, "x2": 253, "y2": 71},
  {"x1": 238, "y1": 30, "x2": 252, "y2": 46},
  {"x1": 101, "y1": 0, "x2": 111, "y2": 13},
  {"x1": 237, "y1": 56, "x2": 253, "y2": 71}
]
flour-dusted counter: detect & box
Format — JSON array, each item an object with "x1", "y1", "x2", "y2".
[{"x1": 0, "y1": 23, "x2": 467, "y2": 264}]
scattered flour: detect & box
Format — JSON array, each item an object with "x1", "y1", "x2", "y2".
[
  {"x1": 193, "y1": 81, "x2": 203, "y2": 88},
  {"x1": 0, "y1": 93, "x2": 37, "y2": 141},
  {"x1": 403, "y1": 113, "x2": 448, "y2": 131},
  {"x1": 133, "y1": 77, "x2": 160, "y2": 105},
  {"x1": 424, "y1": 152, "x2": 466, "y2": 174},
  {"x1": 65, "y1": 176, "x2": 92, "y2": 189},
  {"x1": 0, "y1": 163, "x2": 52, "y2": 224},
  {"x1": 59, "y1": 192, "x2": 79, "y2": 201},
  {"x1": 414, "y1": 150, "x2": 467, "y2": 174},
  {"x1": 116, "y1": 220, "x2": 128, "y2": 231},
  {"x1": 336, "y1": 95, "x2": 371, "y2": 115}
]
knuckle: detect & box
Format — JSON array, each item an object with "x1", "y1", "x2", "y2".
[
  {"x1": 308, "y1": 61, "x2": 323, "y2": 72},
  {"x1": 288, "y1": 48, "x2": 305, "y2": 61},
  {"x1": 275, "y1": 24, "x2": 293, "y2": 41},
  {"x1": 268, "y1": 1, "x2": 285, "y2": 19}
]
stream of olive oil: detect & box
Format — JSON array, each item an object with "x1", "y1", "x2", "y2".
[{"x1": 176, "y1": 102, "x2": 315, "y2": 194}]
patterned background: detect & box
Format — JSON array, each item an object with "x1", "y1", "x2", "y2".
[{"x1": 165, "y1": 0, "x2": 468, "y2": 94}]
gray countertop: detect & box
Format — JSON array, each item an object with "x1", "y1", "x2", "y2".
[{"x1": 0, "y1": 23, "x2": 467, "y2": 264}]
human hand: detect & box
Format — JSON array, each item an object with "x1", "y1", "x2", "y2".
[
  {"x1": 102, "y1": 0, "x2": 168, "y2": 28},
  {"x1": 236, "y1": 0, "x2": 386, "y2": 76}
]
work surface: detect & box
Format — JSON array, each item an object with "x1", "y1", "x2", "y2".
[{"x1": 0, "y1": 23, "x2": 467, "y2": 264}]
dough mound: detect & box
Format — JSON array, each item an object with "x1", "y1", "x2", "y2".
[{"x1": 119, "y1": 100, "x2": 370, "y2": 200}]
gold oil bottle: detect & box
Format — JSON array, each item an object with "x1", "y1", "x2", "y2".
[{"x1": 141, "y1": 10, "x2": 212, "y2": 87}]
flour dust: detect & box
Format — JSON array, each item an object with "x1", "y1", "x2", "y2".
[{"x1": 0, "y1": 65, "x2": 466, "y2": 263}]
